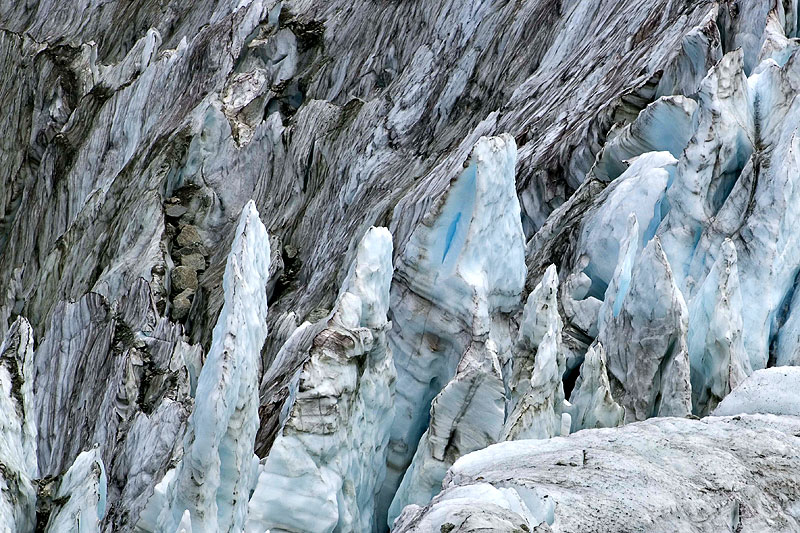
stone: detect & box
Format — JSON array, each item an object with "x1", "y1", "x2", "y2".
[
  {"x1": 165, "y1": 204, "x2": 188, "y2": 219},
  {"x1": 175, "y1": 225, "x2": 203, "y2": 248},
  {"x1": 171, "y1": 290, "x2": 194, "y2": 321},
  {"x1": 171, "y1": 266, "x2": 198, "y2": 293},
  {"x1": 180, "y1": 253, "x2": 206, "y2": 271}
]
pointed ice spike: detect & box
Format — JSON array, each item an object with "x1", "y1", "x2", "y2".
[
  {"x1": 600, "y1": 234, "x2": 692, "y2": 422},
  {"x1": 43, "y1": 447, "x2": 107, "y2": 533},
  {"x1": 688, "y1": 238, "x2": 751, "y2": 415},
  {"x1": 568, "y1": 342, "x2": 624, "y2": 432},
  {"x1": 245, "y1": 227, "x2": 395, "y2": 533},
  {"x1": 381, "y1": 134, "x2": 526, "y2": 524},
  {"x1": 146, "y1": 200, "x2": 271, "y2": 533}
]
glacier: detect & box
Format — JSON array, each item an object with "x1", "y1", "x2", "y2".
[
  {"x1": 246, "y1": 226, "x2": 394, "y2": 533},
  {"x1": 5, "y1": 0, "x2": 800, "y2": 532}
]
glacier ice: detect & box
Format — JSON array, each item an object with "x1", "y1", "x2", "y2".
[
  {"x1": 387, "y1": 338, "x2": 505, "y2": 527},
  {"x1": 142, "y1": 200, "x2": 271, "y2": 533},
  {"x1": 0, "y1": 318, "x2": 37, "y2": 533},
  {"x1": 246, "y1": 226, "x2": 394, "y2": 533},
  {"x1": 381, "y1": 133, "x2": 526, "y2": 523},
  {"x1": 687, "y1": 239, "x2": 751, "y2": 415},
  {"x1": 599, "y1": 222, "x2": 691, "y2": 422},
  {"x1": 567, "y1": 342, "x2": 624, "y2": 432},
  {"x1": 395, "y1": 415, "x2": 800, "y2": 532},
  {"x1": 714, "y1": 367, "x2": 800, "y2": 417},
  {"x1": 9, "y1": 1, "x2": 800, "y2": 532},
  {"x1": 503, "y1": 270, "x2": 569, "y2": 441},
  {"x1": 43, "y1": 447, "x2": 108, "y2": 533},
  {"x1": 590, "y1": 96, "x2": 696, "y2": 183},
  {"x1": 508, "y1": 264, "x2": 562, "y2": 410}
]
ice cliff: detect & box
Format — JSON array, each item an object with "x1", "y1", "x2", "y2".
[{"x1": 4, "y1": 0, "x2": 800, "y2": 532}]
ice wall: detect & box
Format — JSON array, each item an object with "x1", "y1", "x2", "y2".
[
  {"x1": 246, "y1": 227, "x2": 395, "y2": 533},
  {"x1": 380, "y1": 134, "x2": 526, "y2": 524},
  {"x1": 141, "y1": 200, "x2": 271, "y2": 533}
]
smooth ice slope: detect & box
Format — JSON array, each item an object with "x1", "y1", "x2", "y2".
[{"x1": 714, "y1": 367, "x2": 800, "y2": 417}]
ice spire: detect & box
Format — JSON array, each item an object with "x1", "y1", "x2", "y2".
[{"x1": 143, "y1": 200, "x2": 271, "y2": 533}]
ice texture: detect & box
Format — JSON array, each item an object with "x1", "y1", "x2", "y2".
[
  {"x1": 568, "y1": 342, "x2": 624, "y2": 432},
  {"x1": 714, "y1": 367, "x2": 800, "y2": 417},
  {"x1": 0, "y1": 318, "x2": 37, "y2": 533},
  {"x1": 503, "y1": 269, "x2": 569, "y2": 441},
  {"x1": 144, "y1": 200, "x2": 271, "y2": 533},
  {"x1": 599, "y1": 224, "x2": 692, "y2": 422},
  {"x1": 44, "y1": 447, "x2": 108, "y2": 533},
  {"x1": 687, "y1": 239, "x2": 751, "y2": 415},
  {"x1": 246, "y1": 227, "x2": 395, "y2": 533},
  {"x1": 387, "y1": 339, "x2": 505, "y2": 527},
  {"x1": 381, "y1": 134, "x2": 526, "y2": 523},
  {"x1": 395, "y1": 415, "x2": 800, "y2": 532}
]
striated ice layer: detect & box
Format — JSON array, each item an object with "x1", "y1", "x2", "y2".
[
  {"x1": 657, "y1": 44, "x2": 800, "y2": 371},
  {"x1": 381, "y1": 134, "x2": 526, "y2": 523},
  {"x1": 387, "y1": 338, "x2": 505, "y2": 527},
  {"x1": 246, "y1": 227, "x2": 394, "y2": 533},
  {"x1": 687, "y1": 239, "x2": 751, "y2": 415},
  {"x1": 141, "y1": 200, "x2": 271, "y2": 533},
  {"x1": 0, "y1": 318, "x2": 37, "y2": 533},
  {"x1": 590, "y1": 96, "x2": 696, "y2": 183},
  {"x1": 568, "y1": 341, "x2": 624, "y2": 432},
  {"x1": 44, "y1": 447, "x2": 108, "y2": 533}
]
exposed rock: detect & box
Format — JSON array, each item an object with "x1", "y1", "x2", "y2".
[
  {"x1": 174, "y1": 225, "x2": 203, "y2": 249},
  {"x1": 179, "y1": 253, "x2": 206, "y2": 272},
  {"x1": 141, "y1": 201, "x2": 271, "y2": 533},
  {"x1": 165, "y1": 205, "x2": 188, "y2": 220},
  {"x1": 171, "y1": 291, "x2": 194, "y2": 321},
  {"x1": 170, "y1": 266, "x2": 198, "y2": 293}
]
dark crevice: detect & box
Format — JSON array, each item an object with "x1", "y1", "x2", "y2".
[
  {"x1": 271, "y1": 246, "x2": 302, "y2": 304},
  {"x1": 652, "y1": 337, "x2": 677, "y2": 418},
  {"x1": 562, "y1": 361, "x2": 582, "y2": 400},
  {"x1": 768, "y1": 269, "x2": 800, "y2": 368}
]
